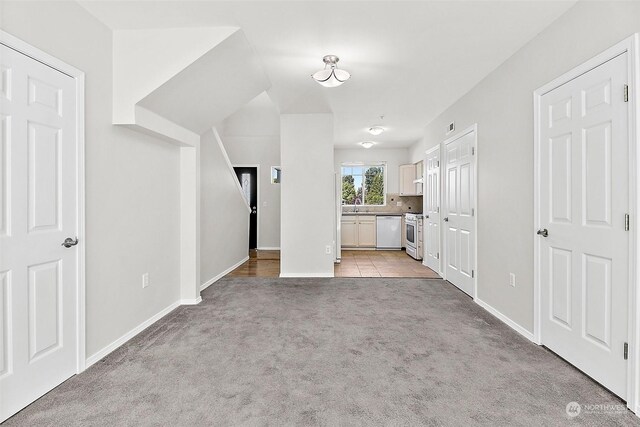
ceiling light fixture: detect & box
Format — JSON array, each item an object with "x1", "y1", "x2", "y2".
[
  {"x1": 312, "y1": 55, "x2": 350, "y2": 88},
  {"x1": 368, "y1": 126, "x2": 384, "y2": 136},
  {"x1": 359, "y1": 141, "x2": 376, "y2": 149}
]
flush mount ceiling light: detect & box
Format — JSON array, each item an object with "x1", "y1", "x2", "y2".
[
  {"x1": 368, "y1": 126, "x2": 384, "y2": 136},
  {"x1": 359, "y1": 141, "x2": 376, "y2": 149},
  {"x1": 312, "y1": 55, "x2": 350, "y2": 88}
]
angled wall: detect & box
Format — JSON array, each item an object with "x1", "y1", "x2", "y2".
[
  {"x1": 137, "y1": 30, "x2": 271, "y2": 134},
  {"x1": 221, "y1": 92, "x2": 281, "y2": 249},
  {"x1": 112, "y1": 27, "x2": 272, "y2": 297},
  {"x1": 200, "y1": 129, "x2": 251, "y2": 286},
  {"x1": 112, "y1": 27, "x2": 237, "y2": 124}
]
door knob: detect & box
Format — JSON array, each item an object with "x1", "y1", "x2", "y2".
[
  {"x1": 61, "y1": 237, "x2": 79, "y2": 248},
  {"x1": 537, "y1": 229, "x2": 548, "y2": 237},
  {"x1": 425, "y1": 214, "x2": 429, "y2": 219},
  {"x1": 443, "y1": 217, "x2": 449, "y2": 222}
]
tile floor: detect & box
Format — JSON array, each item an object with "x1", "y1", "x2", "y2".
[
  {"x1": 227, "y1": 249, "x2": 440, "y2": 278},
  {"x1": 336, "y1": 250, "x2": 440, "y2": 278}
]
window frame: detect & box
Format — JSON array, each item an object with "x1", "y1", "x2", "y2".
[{"x1": 340, "y1": 162, "x2": 387, "y2": 207}]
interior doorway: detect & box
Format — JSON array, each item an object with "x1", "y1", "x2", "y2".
[
  {"x1": 0, "y1": 35, "x2": 85, "y2": 422},
  {"x1": 535, "y1": 41, "x2": 635, "y2": 400},
  {"x1": 424, "y1": 145, "x2": 441, "y2": 274},
  {"x1": 233, "y1": 166, "x2": 258, "y2": 249},
  {"x1": 442, "y1": 125, "x2": 477, "y2": 297}
]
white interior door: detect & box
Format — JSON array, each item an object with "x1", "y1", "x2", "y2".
[
  {"x1": 538, "y1": 52, "x2": 629, "y2": 398},
  {"x1": 443, "y1": 130, "x2": 476, "y2": 296},
  {"x1": 424, "y1": 146, "x2": 441, "y2": 273},
  {"x1": 0, "y1": 44, "x2": 79, "y2": 421}
]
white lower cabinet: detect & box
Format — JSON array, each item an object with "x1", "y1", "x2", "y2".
[
  {"x1": 357, "y1": 216, "x2": 376, "y2": 247},
  {"x1": 341, "y1": 215, "x2": 377, "y2": 248},
  {"x1": 341, "y1": 217, "x2": 358, "y2": 246}
]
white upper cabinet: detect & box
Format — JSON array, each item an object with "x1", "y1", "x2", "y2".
[
  {"x1": 399, "y1": 164, "x2": 417, "y2": 195},
  {"x1": 399, "y1": 161, "x2": 424, "y2": 196}
]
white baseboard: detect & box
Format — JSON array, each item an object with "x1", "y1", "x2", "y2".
[
  {"x1": 180, "y1": 296, "x2": 202, "y2": 305},
  {"x1": 474, "y1": 297, "x2": 536, "y2": 343},
  {"x1": 279, "y1": 272, "x2": 334, "y2": 278},
  {"x1": 200, "y1": 256, "x2": 249, "y2": 291},
  {"x1": 85, "y1": 300, "x2": 180, "y2": 368},
  {"x1": 257, "y1": 246, "x2": 280, "y2": 251}
]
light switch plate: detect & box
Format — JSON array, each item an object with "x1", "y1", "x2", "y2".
[
  {"x1": 396, "y1": 201, "x2": 402, "y2": 207},
  {"x1": 509, "y1": 273, "x2": 516, "y2": 287},
  {"x1": 142, "y1": 273, "x2": 150, "y2": 288}
]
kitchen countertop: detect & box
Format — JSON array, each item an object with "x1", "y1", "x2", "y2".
[{"x1": 341, "y1": 212, "x2": 406, "y2": 216}]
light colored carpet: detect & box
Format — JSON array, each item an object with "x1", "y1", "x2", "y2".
[{"x1": 5, "y1": 278, "x2": 638, "y2": 426}]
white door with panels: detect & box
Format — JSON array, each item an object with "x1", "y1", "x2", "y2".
[
  {"x1": 443, "y1": 129, "x2": 476, "y2": 296},
  {"x1": 424, "y1": 146, "x2": 441, "y2": 273},
  {"x1": 537, "y1": 52, "x2": 629, "y2": 398},
  {"x1": 0, "y1": 43, "x2": 79, "y2": 421}
]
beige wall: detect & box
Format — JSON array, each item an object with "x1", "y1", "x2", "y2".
[
  {"x1": 410, "y1": 0, "x2": 640, "y2": 332},
  {"x1": 0, "y1": 1, "x2": 181, "y2": 356}
]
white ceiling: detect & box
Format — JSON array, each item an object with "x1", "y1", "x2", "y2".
[{"x1": 80, "y1": 0, "x2": 576, "y2": 148}]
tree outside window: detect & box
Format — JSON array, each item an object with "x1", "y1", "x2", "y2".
[{"x1": 341, "y1": 165, "x2": 385, "y2": 206}]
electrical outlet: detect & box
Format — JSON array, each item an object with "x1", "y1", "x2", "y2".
[
  {"x1": 142, "y1": 273, "x2": 149, "y2": 288},
  {"x1": 509, "y1": 273, "x2": 516, "y2": 287},
  {"x1": 396, "y1": 201, "x2": 403, "y2": 207},
  {"x1": 325, "y1": 245, "x2": 332, "y2": 255}
]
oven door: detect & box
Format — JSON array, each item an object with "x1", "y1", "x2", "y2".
[{"x1": 406, "y1": 221, "x2": 417, "y2": 248}]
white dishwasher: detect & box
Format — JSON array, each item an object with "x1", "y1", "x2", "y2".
[{"x1": 376, "y1": 216, "x2": 402, "y2": 249}]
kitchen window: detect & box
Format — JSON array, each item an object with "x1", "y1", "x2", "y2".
[{"x1": 341, "y1": 163, "x2": 386, "y2": 206}]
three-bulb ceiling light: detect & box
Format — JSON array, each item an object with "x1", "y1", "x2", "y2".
[
  {"x1": 312, "y1": 55, "x2": 351, "y2": 87},
  {"x1": 368, "y1": 126, "x2": 384, "y2": 136}
]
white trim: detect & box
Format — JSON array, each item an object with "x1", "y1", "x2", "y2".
[
  {"x1": 257, "y1": 247, "x2": 281, "y2": 251},
  {"x1": 423, "y1": 144, "x2": 442, "y2": 276},
  {"x1": 533, "y1": 34, "x2": 640, "y2": 413},
  {"x1": 475, "y1": 298, "x2": 536, "y2": 343},
  {"x1": 0, "y1": 30, "x2": 87, "y2": 374},
  {"x1": 85, "y1": 301, "x2": 180, "y2": 369},
  {"x1": 180, "y1": 297, "x2": 202, "y2": 305},
  {"x1": 279, "y1": 273, "x2": 334, "y2": 278},
  {"x1": 441, "y1": 124, "x2": 478, "y2": 298},
  {"x1": 630, "y1": 33, "x2": 640, "y2": 417},
  {"x1": 211, "y1": 127, "x2": 251, "y2": 212},
  {"x1": 200, "y1": 256, "x2": 249, "y2": 291},
  {"x1": 233, "y1": 164, "x2": 261, "y2": 248},
  {"x1": 0, "y1": 30, "x2": 83, "y2": 77}
]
